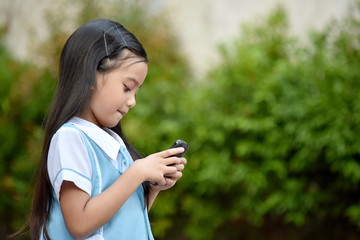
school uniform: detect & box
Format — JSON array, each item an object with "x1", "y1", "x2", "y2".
[{"x1": 44, "y1": 117, "x2": 154, "y2": 240}]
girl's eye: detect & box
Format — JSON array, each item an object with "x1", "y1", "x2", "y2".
[{"x1": 124, "y1": 85, "x2": 131, "y2": 92}]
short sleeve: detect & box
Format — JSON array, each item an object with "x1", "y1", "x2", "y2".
[{"x1": 48, "y1": 126, "x2": 92, "y2": 201}]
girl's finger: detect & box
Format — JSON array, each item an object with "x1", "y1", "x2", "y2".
[
  {"x1": 176, "y1": 164, "x2": 185, "y2": 171},
  {"x1": 163, "y1": 164, "x2": 178, "y2": 175},
  {"x1": 164, "y1": 156, "x2": 182, "y2": 166},
  {"x1": 164, "y1": 171, "x2": 183, "y2": 180},
  {"x1": 169, "y1": 163, "x2": 184, "y2": 171},
  {"x1": 180, "y1": 157, "x2": 187, "y2": 165},
  {"x1": 158, "y1": 147, "x2": 185, "y2": 158},
  {"x1": 157, "y1": 177, "x2": 167, "y2": 186}
]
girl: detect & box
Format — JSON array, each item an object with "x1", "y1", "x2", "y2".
[{"x1": 29, "y1": 19, "x2": 187, "y2": 240}]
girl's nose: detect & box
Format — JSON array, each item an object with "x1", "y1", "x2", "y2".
[{"x1": 127, "y1": 95, "x2": 136, "y2": 108}]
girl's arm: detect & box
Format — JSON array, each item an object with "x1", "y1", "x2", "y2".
[
  {"x1": 60, "y1": 148, "x2": 184, "y2": 239},
  {"x1": 148, "y1": 187, "x2": 160, "y2": 210}
]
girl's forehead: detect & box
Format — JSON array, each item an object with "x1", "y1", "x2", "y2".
[
  {"x1": 111, "y1": 58, "x2": 148, "y2": 79},
  {"x1": 119, "y1": 49, "x2": 146, "y2": 63},
  {"x1": 123, "y1": 58, "x2": 147, "y2": 68},
  {"x1": 113, "y1": 56, "x2": 148, "y2": 72}
]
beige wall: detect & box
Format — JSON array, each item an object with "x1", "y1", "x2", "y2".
[
  {"x1": 157, "y1": 0, "x2": 354, "y2": 76},
  {"x1": 0, "y1": 0, "x2": 355, "y2": 76}
]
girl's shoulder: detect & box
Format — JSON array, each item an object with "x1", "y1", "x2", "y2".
[
  {"x1": 48, "y1": 122, "x2": 93, "y2": 201},
  {"x1": 50, "y1": 122, "x2": 87, "y2": 150},
  {"x1": 52, "y1": 118, "x2": 92, "y2": 143}
]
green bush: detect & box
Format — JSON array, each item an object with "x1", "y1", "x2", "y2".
[
  {"x1": 157, "y1": 5, "x2": 360, "y2": 240},
  {"x1": 0, "y1": 40, "x2": 56, "y2": 238}
]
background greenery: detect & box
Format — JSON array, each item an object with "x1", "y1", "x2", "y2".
[{"x1": 1, "y1": 0, "x2": 359, "y2": 239}]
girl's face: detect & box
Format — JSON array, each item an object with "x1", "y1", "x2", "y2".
[{"x1": 80, "y1": 52, "x2": 148, "y2": 128}]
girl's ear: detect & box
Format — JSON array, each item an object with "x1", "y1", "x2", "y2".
[{"x1": 95, "y1": 72, "x2": 106, "y2": 89}]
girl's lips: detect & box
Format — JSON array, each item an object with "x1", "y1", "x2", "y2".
[{"x1": 118, "y1": 110, "x2": 127, "y2": 115}]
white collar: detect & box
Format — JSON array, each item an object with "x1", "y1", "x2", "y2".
[{"x1": 68, "y1": 117, "x2": 125, "y2": 161}]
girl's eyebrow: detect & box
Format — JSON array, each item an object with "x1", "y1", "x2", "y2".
[{"x1": 127, "y1": 77, "x2": 142, "y2": 88}]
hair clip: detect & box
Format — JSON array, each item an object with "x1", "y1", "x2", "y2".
[
  {"x1": 103, "y1": 31, "x2": 109, "y2": 57},
  {"x1": 112, "y1": 24, "x2": 128, "y2": 47},
  {"x1": 103, "y1": 25, "x2": 128, "y2": 60}
]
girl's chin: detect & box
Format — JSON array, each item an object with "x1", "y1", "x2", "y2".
[{"x1": 101, "y1": 118, "x2": 122, "y2": 128}]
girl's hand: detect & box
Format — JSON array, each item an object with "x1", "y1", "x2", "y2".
[
  {"x1": 150, "y1": 157, "x2": 187, "y2": 192},
  {"x1": 134, "y1": 147, "x2": 186, "y2": 186}
]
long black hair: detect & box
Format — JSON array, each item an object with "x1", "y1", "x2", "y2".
[{"x1": 30, "y1": 19, "x2": 148, "y2": 240}]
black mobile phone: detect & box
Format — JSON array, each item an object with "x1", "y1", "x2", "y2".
[{"x1": 169, "y1": 139, "x2": 189, "y2": 157}]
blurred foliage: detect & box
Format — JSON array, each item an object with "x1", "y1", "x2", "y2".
[
  {"x1": 0, "y1": 34, "x2": 56, "y2": 238},
  {"x1": 160, "y1": 4, "x2": 359, "y2": 240},
  {"x1": 1, "y1": 0, "x2": 360, "y2": 239},
  {"x1": 136, "y1": 3, "x2": 360, "y2": 240}
]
